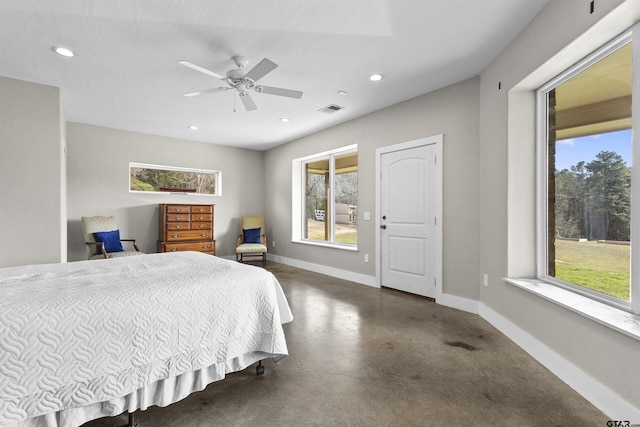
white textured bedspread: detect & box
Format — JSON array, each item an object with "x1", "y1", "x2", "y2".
[{"x1": 0, "y1": 252, "x2": 292, "y2": 426}]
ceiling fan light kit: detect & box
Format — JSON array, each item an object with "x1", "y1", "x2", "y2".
[{"x1": 179, "y1": 55, "x2": 303, "y2": 111}]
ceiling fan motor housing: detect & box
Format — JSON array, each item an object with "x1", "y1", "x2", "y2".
[{"x1": 226, "y1": 68, "x2": 254, "y2": 88}]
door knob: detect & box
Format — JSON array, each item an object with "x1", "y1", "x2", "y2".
[{"x1": 380, "y1": 225, "x2": 387, "y2": 229}]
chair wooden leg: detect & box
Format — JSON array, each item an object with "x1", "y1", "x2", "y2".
[{"x1": 236, "y1": 252, "x2": 266, "y2": 267}]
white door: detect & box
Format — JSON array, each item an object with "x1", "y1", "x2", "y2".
[{"x1": 380, "y1": 143, "x2": 438, "y2": 298}]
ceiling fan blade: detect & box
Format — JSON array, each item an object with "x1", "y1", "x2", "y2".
[
  {"x1": 244, "y1": 58, "x2": 278, "y2": 82},
  {"x1": 178, "y1": 60, "x2": 224, "y2": 80},
  {"x1": 239, "y1": 93, "x2": 257, "y2": 111},
  {"x1": 256, "y1": 85, "x2": 303, "y2": 99},
  {"x1": 184, "y1": 87, "x2": 229, "y2": 97}
]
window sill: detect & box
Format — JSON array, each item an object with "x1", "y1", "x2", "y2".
[
  {"x1": 291, "y1": 239, "x2": 358, "y2": 252},
  {"x1": 505, "y1": 278, "x2": 640, "y2": 341}
]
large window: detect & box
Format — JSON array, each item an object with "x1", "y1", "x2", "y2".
[
  {"x1": 293, "y1": 145, "x2": 358, "y2": 248},
  {"x1": 537, "y1": 28, "x2": 638, "y2": 313}
]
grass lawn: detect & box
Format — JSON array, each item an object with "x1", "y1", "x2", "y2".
[
  {"x1": 306, "y1": 219, "x2": 357, "y2": 244},
  {"x1": 554, "y1": 239, "x2": 630, "y2": 300}
]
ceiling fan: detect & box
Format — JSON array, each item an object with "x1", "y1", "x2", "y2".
[{"x1": 178, "y1": 55, "x2": 303, "y2": 111}]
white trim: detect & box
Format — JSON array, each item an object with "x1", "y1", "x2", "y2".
[
  {"x1": 271, "y1": 251, "x2": 477, "y2": 312},
  {"x1": 535, "y1": 82, "x2": 548, "y2": 279},
  {"x1": 374, "y1": 135, "x2": 443, "y2": 298},
  {"x1": 436, "y1": 293, "x2": 479, "y2": 315},
  {"x1": 129, "y1": 161, "x2": 218, "y2": 175},
  {"x1": 631, "y1": 22, "x2": 640, "y2": 314},
  {"x1": 479, "y1": 304, "x2": 640, "y2": 421},
  {"x1": 535, "y1": 27, "x2": 636, "y2": 313},
  {"x1": 538, "y1": 28, "x2": 632, "y2": 94},
  {"x1": 293, "y1": 144, "x2": 358, "y2": 163},
  {"x1": 267, "y1": 253, "x2": 377, "y2": 288},
  {"x1": 291, "y1": 239, "x2": 358, "y2": 251},
  {"x1": 291, "y1": 158, "x2": 302, "y2": 241},
  {"x1": 506, "y1": 278, "x2": 640, "y2": 341},
  {"x1": 291, "y1": 144, "x2": 358, "y2": 248}
]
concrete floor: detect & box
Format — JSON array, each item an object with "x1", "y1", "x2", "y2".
[{"x1": 85, "y1": 262, "x2": 606, "y2": 426}]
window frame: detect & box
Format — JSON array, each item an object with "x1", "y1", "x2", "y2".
[
  {"x1": 292, "y1": 144, "x2": 358, "y2": 250},
  {"x1": 535, "y1": 26, "x2": 639, "y2": 314},
  {"x1": 129, "y1": 162, "x2": 222, "y2": 196}
]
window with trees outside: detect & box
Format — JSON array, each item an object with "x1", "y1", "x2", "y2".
[
  {"x1": 129, "y1": 163, "x2": 221, "y2": 196},
  {"x1": 302, "y1": 147, "x2": 357, "y2": 247},
  {"x1": 537, "y1": 27, "x2": 638, "y2": 313}
]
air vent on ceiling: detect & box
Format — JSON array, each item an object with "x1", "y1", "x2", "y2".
[{"x1": 318, "y1": 104, "x2": 344, "y2": 114}]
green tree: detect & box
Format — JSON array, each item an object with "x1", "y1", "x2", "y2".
[
  {"x1": 130, "y1": 178, "x2": 154, "y2": 192},
  {"x1": 555, "y1": 161, "x2": 588, "y2": 238},
  {"x1": 306, "y1": 173, "x2": 326, "y2": 218},
  {"x1": 335, "y1": 172, "x2": 357, "y2": 205},
  {"x1": 555, "y1": 151, "x2": 630, "y2": 242},
  {"x1": 585, "y1": 151, "x2": 630, "y2": 241}
]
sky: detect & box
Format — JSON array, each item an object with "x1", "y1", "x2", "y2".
[{"x1": 555, "y1": 129, "x2": 632, "y2": 171}]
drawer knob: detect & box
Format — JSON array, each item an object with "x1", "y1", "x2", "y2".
[
  {"x1": 176, "y1": 225, "x2": 182, "y2": 229},
  {"x1": 203, "y1": 245, "x2": 210, "y2": 249},
  {"x1": 200, "y1": 233, "x2": 207, "y2": 237},
  {"x1": 199, "y1": 225, "x2": 205, "y2": 228},
  {"x1": 170, "y1": 248, "x2": 177, "y2": 252},
  {"x1": 176, "y1": 208, "x2": 182, "y2": 212},
  {"x1": 175, "y1": 216, "x2": 182, "y2": 220},
  {"x1": 198, "y1": 216, "x2": 204, "y2": 220},
  {"x1": 172, "y1": 234, "x2": 180, "y2": 238}
]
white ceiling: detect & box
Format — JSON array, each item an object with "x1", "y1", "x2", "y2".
[{"x1": 0, "y1": 0, "x2": 549, "y2": 151}]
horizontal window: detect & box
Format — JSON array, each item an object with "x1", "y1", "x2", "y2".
[{"x1": 129, "y1": 163, "x2": 221, "y2": 196}]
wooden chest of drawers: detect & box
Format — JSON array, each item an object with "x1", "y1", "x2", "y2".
[{"x1": 158, "y1": 204, "x2": 216, "y2": 255}]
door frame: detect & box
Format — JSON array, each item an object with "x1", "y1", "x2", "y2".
[{"x1": 375, "y1": 135, "x2": 443, "y2": 299}]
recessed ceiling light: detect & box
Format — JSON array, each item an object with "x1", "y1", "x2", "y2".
[
  {"x1": 52, "y1": 46, "x2": 74, "y2": 57},
  {"x1": 337, "y1": 90, "x2": 348, "y2": 96},
  {"x1": 280, "y1": 118, "x2": 290, "y2": 123},
  {"x1": 369, "y1": 73, "x2": 384, "y2": 82},
  {"x1": 188, "y1": 125, "x2": 198, "y2": 130}
]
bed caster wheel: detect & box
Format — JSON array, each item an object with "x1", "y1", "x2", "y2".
[{"x1": 256, "y1": 361, "x2": 265, "y2": 376}]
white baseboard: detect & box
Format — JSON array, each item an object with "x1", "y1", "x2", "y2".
[
  {"x1": 436, "y1": 292, "x2": 480, "y2": 314},
  {"x1": 479, "y1": 304, "x2": 640, "y2": 421},
  {"x1": 267, "y1": 254, "x2": 378, "y2": 287},
  {"x1": 266, "y1": 255, "x2": 638, "y2": 420}
]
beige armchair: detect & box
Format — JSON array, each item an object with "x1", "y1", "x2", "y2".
[
  {"x1": 82, "y1": 216, "x2": 143, "y2": 259},
  {"x1": 236, "y1": 216, "x2": 267, "y2": 267}
]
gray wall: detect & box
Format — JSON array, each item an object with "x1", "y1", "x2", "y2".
[
  {"x1": 479, "y1": 0, "x2": 639, "y2": 409},
  {"x1": 66, "y1": 123, "x2": 265, "y2": 261},
  {"x1": 265, "y1": 77, "x2": 480, "y2": 300},
  {"x1": 0, "y1": 76, "x2": 65, "y2": 267}
]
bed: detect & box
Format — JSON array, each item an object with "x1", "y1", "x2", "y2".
[{"x1": 0, "y1": 251, "x2": 292, "y2": 427}]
